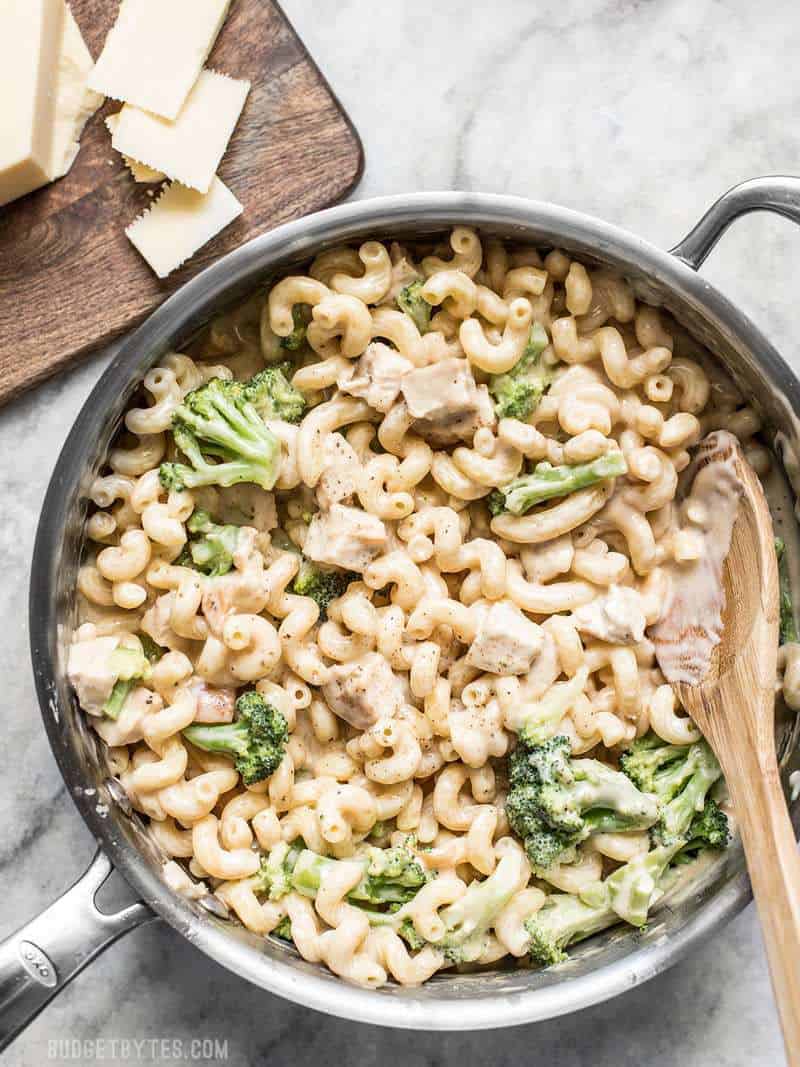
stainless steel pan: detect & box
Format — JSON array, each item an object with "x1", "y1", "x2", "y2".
[{"x1": 3, "y1": 177, "x2": 800, "y2": 1047}]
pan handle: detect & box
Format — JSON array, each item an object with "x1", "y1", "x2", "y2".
[
  {"x1": 670, "y1": 175, "x2": 800, "y2": 269},
  {"x1": 0, "y1": 850, "x2": 152, "y2": 1052}
]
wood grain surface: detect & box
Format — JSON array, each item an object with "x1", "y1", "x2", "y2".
[{"x1": 0, "y1": 0, "x2": 363, "y2": 407}]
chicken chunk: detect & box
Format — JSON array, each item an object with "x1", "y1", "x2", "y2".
[
  {"x1": 190, "y1": 680, "x2": 237, "y2": 723},
  {"x1": 465, "y1": 600, "x2": 544, "y2": 675},
  {"x1": 304, "y1": 504, "x2": 388, "y2": 573},
  {"x1": 338, "y1": 342, "x2": 414, "y2": 413},
  {"x1": 400, "y1": 358, "x2": 495, "y2": 444},
  {"x1": 142, "y1": 593, "x2": 194, "y2": 653},
  {"x1": 322, "y1": 652, "x2": 403, "y2": 729},
  {"x1": 571, "y1": 585, "x2": 647, "y2": 645},
  {"x1": 67, "y1": 635, "x2": 123, "y2": 715},
  {"x1": 316, "y1": 433, "x2": 362, "y2": 510},
  {"x1": 378, "y1": 243, "x2": 422, "y2": 306}
]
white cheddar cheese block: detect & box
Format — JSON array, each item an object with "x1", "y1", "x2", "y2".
[
  {"x1": 126, "y1": 176, "x2": 242, "y2": 279},
  {"x1": 105, "y1": 114, "x2": 165, "y2": 183},
  {"x1": 50, "y1": 6, "x2": 104, "y2": 179},
  {"x1": 0, "y1": 0, "x2": 65, "y2": 207},
  {"x1": 88, "y1": 0, "x2": 232, "y2": 121},
  {"x1": 111, "y1": 69, "x2": 250, "y2": 194}
]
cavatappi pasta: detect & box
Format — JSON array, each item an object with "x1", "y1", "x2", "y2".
[{"x1": 68, "y1": 230, "x2": 800, "y2": 988}]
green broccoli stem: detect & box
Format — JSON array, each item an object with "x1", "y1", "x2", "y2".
[
  {"x1": 103, "y1": 679, "x2": 134, "y2": 720},
  {"x1": 601, "y1": 841, "x2": 684, "y2": 926},
  {"x1": 101, "y1": 645, "x2": 151, "y2": 719},
  {"x1": 183, "y1": 720, "x2": 251, "y2": 757},
  {"x1": 776, "y1": 537, "x2": 798, "y2": 644},
  {"x1": 524, "y1": 893, "x2": 618, "y2": 965},
  {"x1": 496, "y1": 453, "x2": 628, "y2": 516}
]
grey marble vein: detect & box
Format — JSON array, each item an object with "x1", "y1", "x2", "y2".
[{"x1": 2, "y1": 0, "x2": 798, "y2": 1062}]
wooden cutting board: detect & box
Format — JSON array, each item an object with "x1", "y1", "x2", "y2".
[{"x1": 0, "y1": 0, "x2": 363, "y2": 407}]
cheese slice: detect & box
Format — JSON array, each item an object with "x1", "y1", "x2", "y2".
[
  {"x1": 105, "y1": 113, "x2": 165, "y2": 183},
  {"x1": 0, "y1": 0, "x2": 65, "y2": 207},
  {"x1": 50, "y1": 6, "x2": 104, "y2": 179},
  {"x1": 111, "y1": 69, "x2": 250, "y2": 194},
  {"x1": 126, "y1": 176, "x2": 242, "y2": 278},
  {"x1": 88, "y1": 0, "x2": 232, "y2": 121}
]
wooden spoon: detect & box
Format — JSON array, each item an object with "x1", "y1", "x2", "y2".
[{"x1": 652, "y1": 432, "x2": 800, "y2": 1064}]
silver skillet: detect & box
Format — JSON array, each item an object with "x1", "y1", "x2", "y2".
[{"x1": 2, "y1": 177, "x2": 800, "y2": 1047}]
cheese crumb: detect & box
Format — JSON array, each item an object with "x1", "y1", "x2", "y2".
[
  {"x1": 88, "y1": 0, "x2": 232, "y2": 120},
  {"x1": 125, "y1": 176, "x2": 242, "y2": 279},
  {"x1": 111, "y1": 69, "x2": 250, "y2": 194}
]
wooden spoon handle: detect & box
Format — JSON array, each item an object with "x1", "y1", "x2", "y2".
[{"x1": 725, "y1": 756, "x2": 800, "y2": 1063}]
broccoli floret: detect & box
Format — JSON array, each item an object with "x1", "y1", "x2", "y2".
[
  {"x1": 486, "y1": 489, "x2": 506, "y2": 516},
  {"x1": 397, "y1": 917, "x2": 427, "y2": 951},
  {"x1": 182, "y1": 691, "x2": 288, "y2": 785},
  {"x1": 180, "y1": 509, "x2": 241, "y2": 577},
  {"x1": 489, "y1": 323, "x2": 553, "y2": 420},
  {"x1": 524, "y1": 893, "x2": 618, "y2": 966},
  {"x1": 621, "y1": 733, "x2": 723, "y2": 847},
  {"x1": 410, "y1": 850, "x2": 527, "y2": 963},
  {"x1": 279, "y1": 305, "x2": 311, "y2": 351},
  {"x1": 159, "y1": 376, "x2": 281, "y2": 493},
  {"x1": 289, "y1": 842, "x2": 429, "y2": 907},
  {"x1": 589, "y1": 801, "x2": 730, "y2": 926},
  {"x1": 619, "y1": 732, "x2": 689, "y2": 795},
  {"x1": 397, "y1": 280, "x2": 431, "y2": 334},
  {"x1": 682, "y1": 798, "x2": 730, "y2": 853},
  {"x1": 139, "y1": 634, "x2": 164, "y2": 663},
  {"x1": 244, "y1": 364, "x2": 307, "y2": 424},
  {"x1": 102, "y1": 644, "x2": 152, "y2": 720},
  {"x1": 254, "y1": 841, "x2": 303, "y2": 900},
  {"x1": 602, "y1": 841, "x2": 684, "y2": 926},
  {"x1": 272, "y1": 916, "x2": 293, "y2": 942},
  {"x1": 490, "y1": 453, "x2": 628, "y2": 517},
  {"x1": 291, "y1": 559, "x2": 354, "y2": 618},
  {"x1": 506, "y1": 735, "x2": 659, "y2": 870},
  {"x1": 776, "y1": 538, "x2": 797, "y2": 644}
]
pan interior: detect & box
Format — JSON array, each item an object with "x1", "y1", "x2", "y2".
[{"x1": 30, "y1": 195, "x2": 800, "y2": 1028}]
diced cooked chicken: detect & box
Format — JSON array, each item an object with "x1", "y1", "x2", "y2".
[
  {"x1": 465, "y1": 600, "x2": 544, "y2": 675},
  {"x1": 400, "y1": 358, "x2": 496, "y2": 444},
  {"x1": 338, "y1": 342, "x2": 414, "y2": 413},
  {"x1": 190, "y1": 680, "x2": 237, "y2": 723},
  {"x1": 304, "y1": 504, "x2": 388, "y2": 573},
  {"x1": 571, "y1": 585, "x2": 647, "y2": 645},
  {"x1": 322, "y1": 652, "x2": 403, "y2": 729},
  {"x1": 316, "y1": 433, "x2": 362, "y2": 510},
  {"x1": 142, "y1": 593, "x2": 194, "y2": 652},
  {"x1": 67, "y1": 634, "x2": 123, "y2": 715},
  {"x1": 201, "y1": 539, "x2": 269, "y2": 635},
  {"x1": 378, "y1": 242, "x2": 422, "y2": 305}
]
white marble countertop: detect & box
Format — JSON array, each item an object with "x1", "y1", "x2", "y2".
[{"x1": 2, "y1": 0, "x2": 798, "y2": 1062}]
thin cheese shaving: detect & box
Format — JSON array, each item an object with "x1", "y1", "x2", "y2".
[
  {"x1": 125, "y1": 176, "x2": 242, "y2": 279},
  {"x1": 110, "y1": 69, "x2": 250, "y2": 194},
  {"x1": 105, "y1": 113, "x2": 165, "y2": 183},
  {"x1": 88, "y1": 0, "x2": 232, "y2": 120}
]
